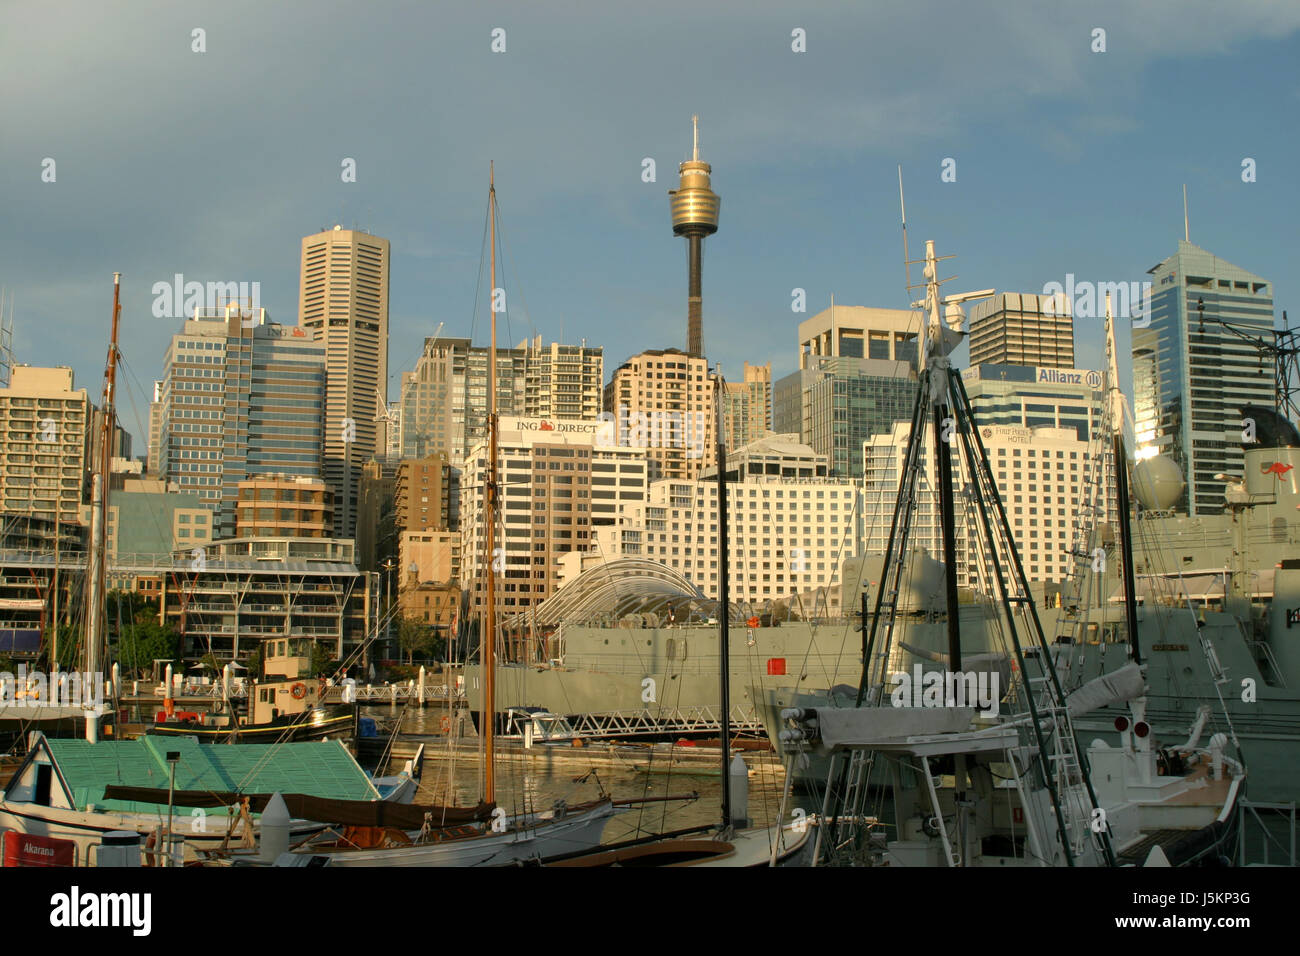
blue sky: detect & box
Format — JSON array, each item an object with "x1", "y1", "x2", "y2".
[{"x1": 2, "y1": 0, "x2": 1297, "y2": 447}]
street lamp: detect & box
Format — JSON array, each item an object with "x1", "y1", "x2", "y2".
[{"x1": 381, "y1": 558, "x2": 397, "y2": 654}]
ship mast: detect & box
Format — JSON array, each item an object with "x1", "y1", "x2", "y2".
[
  {"x1": 483, "y1": 165, "x2": 498, "y2": 804},
  {"x1": 1104, "y1": 294, "x2": 1142, "y2": 666},
  {"x1": 85, "y1": 272, "x2": 121, "y2": 742}
]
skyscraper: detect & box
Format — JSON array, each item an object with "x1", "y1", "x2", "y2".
[
  {"x1": 1133, "y1": 240, "x2": 1275, "y2": 514},
  {"x1": 299, "y1": 226, "x2": 390, "y2": 537},
  {"x1": 158, "y1": 305, "x2": 326, "y2": 537},
  {"x1": 0, "y1": 366, "x2": 89, "y2": 527},
  {"x1": 603, "y1": 348, "x2": 716, "y2": 481},
  {"x1": 968, "y1": 292, "x2": 1075, "y2": 368},
  {"x1": 774, "y1": 304, "x2": 918, "y2": 479},
  {"x1": 398, "y1": 335, "x2": 603, "y2": 465},
  {"x1": 721, "y1": 361, "x2": 771, "y2": 451}
]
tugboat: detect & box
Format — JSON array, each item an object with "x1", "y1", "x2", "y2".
[{"x1": 150, "y1": 636, "x2": 356, "y2": 743}]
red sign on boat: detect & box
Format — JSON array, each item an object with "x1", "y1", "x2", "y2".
[{"x1": 1, "y1": 830, "x2": 76, "y2": 867}]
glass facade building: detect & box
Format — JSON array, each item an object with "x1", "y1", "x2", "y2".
[{"x1": 1133, "y1": 241, "x2": 1274, "y2": 515}]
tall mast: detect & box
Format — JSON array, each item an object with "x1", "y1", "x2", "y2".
[
  {"x1": 1104, "y1": 294, "x2": 1142, "y2": 665},
  {"x1": 483, "y1": 165, "x2": 498, "y2": 804},
  {"x1": 85, "y1": 272, "x2": 121, "y2": 742},
  {"x1": 714, "y1": 368, "x2": 731, "y2": 831}
]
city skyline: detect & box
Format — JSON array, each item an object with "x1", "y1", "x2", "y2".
[{"x1": 3, "y1": 2, "x2": 1297, "y2": 452}]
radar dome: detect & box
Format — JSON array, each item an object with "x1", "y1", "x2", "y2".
[{"x1": 1132, "y1": 456, "x2": 1184, "y2": 510}]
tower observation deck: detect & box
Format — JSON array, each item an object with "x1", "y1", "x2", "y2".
[{"x1": 669, "y1": 116, "x2": 721, "y2": 358}]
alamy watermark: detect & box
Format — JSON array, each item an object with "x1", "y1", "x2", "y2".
[
  {"x1": 890, "y1": 665, "x2": 1000, "y2": 717},
  {"x1": 1041, "y1": 274, "x2": 1153, "y2": 327},
  {"x1": 151, "y1": 274, "x2": 261, "y2": 320},
  {"x1": 597, "y1": 406, "x2": 708, "y2": 458},
  {"x1": 0, "y1": 666, "x2": 105, "y2": 710}
]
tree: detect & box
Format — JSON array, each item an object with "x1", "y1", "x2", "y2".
[
  {"x1": 107, "y1": 591, "x2": 180, "y2": 677},
  {"x1": 309, "y1": 642, "x2": 336, "y2": 679},
  {"x1": 397, "y1": 616, "x2": 437, "y2": 665}
]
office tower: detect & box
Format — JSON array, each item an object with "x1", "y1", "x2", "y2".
[
  {"x1": 968, "y1": 292, "x2": 1076, "y2": 368},
  {"x1": 398, "y1": 335, "x2": 602, "y2": 465},
  {"x1": 299, "y1": 226, "x2": 390, "y2": 537},
  {"x1": 721, "y1": 361, "x2": 771, "y2": 451},
  {"x1": 460, "y1": 416, "x2": 647, "y2": 616},
  {"x1": 0, "y1": 366, "x2": 89, "y2": 531},
  {"x1": 236, "y1": 476, "x2": 334, "y2": 538},
  {"x1": 669, "y1": 116, "x2": 721, "y2": 358},
  {"x1": 773, "y1": 304, "x2": 919, "y2": 478},
  {"x1": 797, "y1": 304, "x2": 920, "y2": 367},
  {"x1": 962, "y1": 364, "x2": 1104, "y2": 442},
  {"x1": 863, "y1": 422, "x2": 1096, "y2": 589},
  {"x1": 158, "y1": 305, "x2": 326, "y2": 538},
  {"x1": 603, "y1": 348, "x2": 716, "y2": 481},
  {"x1": 1134, "y1": 240, "x2": 1276, "y2": 514}
]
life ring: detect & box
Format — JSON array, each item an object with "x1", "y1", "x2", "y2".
[
  {"x1": 440, "y1": 715, "x2": 452, "y2": 734},
  {"x1": 291, "y1": 683, "x2": 307, "y2": 700}
]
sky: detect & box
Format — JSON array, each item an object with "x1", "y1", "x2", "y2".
[{"x1": 2, "y1": 0, "x2": 1298, "y2": 448}]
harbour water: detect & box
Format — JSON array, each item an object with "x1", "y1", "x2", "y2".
[{"x1": 363, "y1": 705, "x2": 807, "y2": 842}]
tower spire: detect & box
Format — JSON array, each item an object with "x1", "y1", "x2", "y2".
[{"x1": 669, "y1": 115, "x2": 721, "y2": 358}]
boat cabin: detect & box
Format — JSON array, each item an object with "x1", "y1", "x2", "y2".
[{"x1": 251, "y1": 637, "x2": 324, "y2": 724}]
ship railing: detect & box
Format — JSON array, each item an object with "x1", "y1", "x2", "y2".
[{"x1": 1237, "y1": 799, "x2": 1297, "y2": 867}]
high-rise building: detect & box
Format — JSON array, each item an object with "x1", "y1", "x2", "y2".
[
  {"x1": 299, "y1": 226, "x2": 390, "y2": 537},
  {"x1": 158, "y1": 306, "x2": 326, "y2": 537},
  {"x1": 398, "y1": 335, "x2": 602, "y2": 464},
  {"x1": 775, "y1": 304, "x2": 919, "y2": 478},
  {"x1": 0, "y1": 366, "x2": 89, "y2": 528},
  {"x1": 356, "y1": 459, "x2": 397, "y2": 572},
  {"x1": 603, "y1": 348, "x2": 716, "y2": 481},
  {"x1": 968, "y1": 292, "x2": 1075, "y2": 368},
  {"x1": 774, "y1": 356, "x2": 915, "y2": 479},
  {"x1": 460, "y1": 416, "x2": 648, "y2": 616},
  {"x1": 522, "y1": 338, "x2": 604, "y2": 420},
  {"x1": 798, "y1": 304, "x2": 920, "y2": 367},
  {"x1": 721, "y1": 361, "x2": 771, "y2": 451},
  {"x1": 147, "y1": 380, "x2": 164, "y2": 475},
  {"x1": 394, "y1": 453, "x2": 458, "y2": 533},
  {"x1": 1134, "y1": 240, "x2": 1275, "y2": 514},
  {"x1": 669, "y1": 115, "x2": 721, "y2": 358},
  {"x1": 863, "y1": 423, "x2": 1099, "y2": 589}
]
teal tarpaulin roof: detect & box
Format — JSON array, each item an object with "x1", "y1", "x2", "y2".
[{"x1": 43, "y1": 736, "x2": 378, "y2": 814}]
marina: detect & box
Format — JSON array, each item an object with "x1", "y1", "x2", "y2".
[{"x1": 0, "y1": 13, "x2": 1298, "y2": 948}]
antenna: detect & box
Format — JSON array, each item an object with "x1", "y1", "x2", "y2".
[
  {"x1": 1183, "y1": 184, "x2": 1189, "y2": 242},
  {"x1": 898, "y1": 166, "x2": 911, "y2": 305}
]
